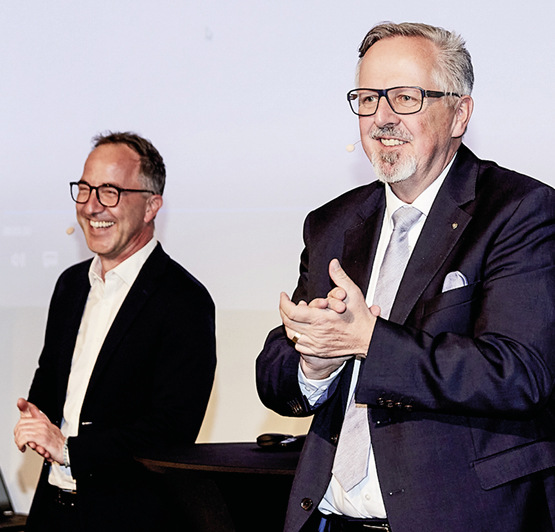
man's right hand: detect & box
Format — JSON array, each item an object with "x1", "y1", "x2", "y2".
[
  {"x1": 14, "y1": 398, "x2": 64, "y2": 464},
  {"x1": 281, "y1": 260, "x2": 382, "y2": 380}
]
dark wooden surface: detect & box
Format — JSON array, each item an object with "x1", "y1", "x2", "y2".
[
  {"x1": 139, "y1": 441, "x2": 300, "y2": 475},
  {"x1": 138, "y1": 442, "x2": 301, "y2": 532}
]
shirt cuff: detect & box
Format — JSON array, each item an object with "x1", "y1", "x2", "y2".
[{"x1": 298, "y1": 362, "x2": 345, "y2": 406}]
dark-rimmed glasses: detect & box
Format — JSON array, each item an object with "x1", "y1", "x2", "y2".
[
  {"x1": 70, "y1": 181, "x2": 155, "y2": 208},
  {"x1": 347, "y1": 86, "x2": 461, "y2": 116}
]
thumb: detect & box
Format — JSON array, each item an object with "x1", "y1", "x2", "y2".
[
  {"x1": 328, "y1": 259, "x2": 357, "y2": 292},
  {"x1": 18, "y1": 399, "x2": 45, "y2": 420},
  {"x1": 17, "y1": 398, "x2": 31, "y2": 417},
  {"x1": 28, "y1": 402, "x2": 45, "y2": 420}
]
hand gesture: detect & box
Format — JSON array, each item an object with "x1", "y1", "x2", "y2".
[
  {"x1": 280, "y1": 259, "x2": 377, "y2": 379},
  {"x1": 14, "y1": 398, "x2": 65, "y2": 464}
]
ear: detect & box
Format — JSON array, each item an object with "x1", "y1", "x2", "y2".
[
  {"x1": 144, "y1": 194, "x2": 163, "y2": 223},
  {"x1": 451, "y1": 95, "x2": 474, "y2": 138}
]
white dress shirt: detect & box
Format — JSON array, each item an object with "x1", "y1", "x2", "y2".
[
  {"x1": 299, "y1": 159, "x2": 454, "y2": 518},
  {"x1": 49, "y1": 239, "x2": 157, "y2": 490}
]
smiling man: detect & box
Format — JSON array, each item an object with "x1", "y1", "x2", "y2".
[
  {"x1": 256, "y1": 22, "x2": 555, "y2": 532},
  {"x1": 14, "y1": 132, "x2": 216, "y2": 531}
]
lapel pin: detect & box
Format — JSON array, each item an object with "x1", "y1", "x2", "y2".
[{"x1": 452, "y1": 223, "x2": 458, "y2": 229}]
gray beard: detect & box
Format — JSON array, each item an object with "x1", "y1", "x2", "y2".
[{"x1": 371, "y1": 151, "x2": 417, "y2": 184}]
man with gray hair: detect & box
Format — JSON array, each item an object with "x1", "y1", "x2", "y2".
[
  {"x1": 15, "y1": 132, "x2": 216, "y2": 531},
  {"x1": 257, "y1": 22, "x2": 555, "y2": 532}
]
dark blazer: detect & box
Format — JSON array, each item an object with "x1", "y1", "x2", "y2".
[
  {"x1": 26, "y1": 243, "x2": 216, "y2": 531},
  {"x1": 257, "y1": 145, "x2": 555, "y2": 532}
]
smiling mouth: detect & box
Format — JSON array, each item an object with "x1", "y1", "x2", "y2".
[
  {"x1": 90, "y1": 220, "x2": 115, "y2": 228},
  {"x1": 371, "y1": 126, "x2": 412, "y2": 147},
  {"x1": 379, "y1": 138, "x2": 407, "y2": 147}
]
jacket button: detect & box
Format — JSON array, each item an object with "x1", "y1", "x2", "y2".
[
  {"x1": 330, "y1": 434, "x2": 339, "y2": 445},
  {"x1": 404, "y1": 404, "x2": 413, "y2": 412},
  {"x1": 300, "y1": 498, "x2": 313, "y2": 511},
  {"x1": 386, "y1": 400, "x2": 394, "y2": 408},
  {"x1": 377, "y1": 397, "x2": 385, "y2": 406}
]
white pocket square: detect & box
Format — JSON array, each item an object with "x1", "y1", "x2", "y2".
[{"x1": 442, "y1": 271, "x2": 468, "y2": 293}]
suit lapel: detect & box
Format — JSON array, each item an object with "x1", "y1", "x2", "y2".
[
  {"x1": 84, "y1": 244, "x2": 168, "y2": 393},
  {"x1": 341, "y1": 185, "x2": 386, "y2": 296},
  {"x1": 56, "y1": 265, "x2": 92, "y2": 416},
  {"x1": 389, "y1": 145, "x2": 478, "y2": 324}
]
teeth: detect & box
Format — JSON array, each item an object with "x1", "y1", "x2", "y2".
[
  {"x1": 90, "y1": 220, "x2": 114, "y2": 228},
  {"x1": 380, "y1": 138, "x2": 406, "y2": 146}
]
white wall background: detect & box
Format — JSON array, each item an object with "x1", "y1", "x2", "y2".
[{"x1": 1, "y1": 0, "x2": 553, "y2": 513}]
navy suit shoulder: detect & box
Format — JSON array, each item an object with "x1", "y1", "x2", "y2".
[{"x1": 307, "y1": 181, "x2": 383, "y2": 224}]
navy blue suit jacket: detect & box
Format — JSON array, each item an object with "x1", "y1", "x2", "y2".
[
  {"x1": 257, "y1": 145, "x2": 555, "y2": 532},
  {"x1": 26, "y1": 243, "x2": 216, "y2": 531}
]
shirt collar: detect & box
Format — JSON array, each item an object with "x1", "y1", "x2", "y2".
[
  {"x1": 88, "y1": 238, "x2": 157, "y2": 287},
  {"x1": 384, "y1": 154, "x2": 456, "y2": 220}
]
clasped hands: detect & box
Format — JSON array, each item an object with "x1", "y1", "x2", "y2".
[
  {"x1": 14, "y1": 398, "x2": 65, "y2": 465},
  {"x1": 280, "y1": 259, "x2": 380, "y2": 380}
]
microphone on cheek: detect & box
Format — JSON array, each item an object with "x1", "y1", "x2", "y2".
[{"x1": 346, "y1": 140, "x2": 361, "y2": 152}]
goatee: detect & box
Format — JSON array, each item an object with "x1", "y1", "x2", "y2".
[{"x1": 371, "y1": 151, "x2": 417, "y2": 184}]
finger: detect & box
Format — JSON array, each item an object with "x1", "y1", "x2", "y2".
[
  {"x1": 327, "y1": 297, "x2": 347, "y2": 314},
  {"x1": 14, "y1": 431, "x2": 27, "y2": 452},
  {"x1": 328, "y1": 259, "x2": 359, "y2": 295},
  {"x1": 279, "y1": 292, "x2": 312, "y2": 325},
  {"x1": 308, "y1": 297, "x2": 329, "y2": 309},
  {"x1": 35, "y1": 446, "x2": 49, "y2": 458},
  {"x1": 369, "y1": 304, "x2": 381, "y2": 317},
  {"x1": 279, "y1": 292, "x2": 295, "y2": 319},
  {"x1": 327, "y1": 287, "x2": 347, "y2": 301},
  {"x1": 17, "y1": 398, "x2": 31, "y2": 417},
  {"x1": 282, "y1": 321, "x2": 306, "y2": 347}
]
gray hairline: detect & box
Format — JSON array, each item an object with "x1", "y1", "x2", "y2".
[{"x1": 354, "y1": 22, "x2": 474, "y2": 98}]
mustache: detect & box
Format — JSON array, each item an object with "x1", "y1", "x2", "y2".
[{"x1": 371, "y1": 126, "x2": 413, "y2": 142}]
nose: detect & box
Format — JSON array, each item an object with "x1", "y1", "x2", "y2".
[
  {"x1": 372, "y1": 94, "x2": 400, "y2": 127},
  {"x1": 79, "y1": 188, "x2": 105, "y2": 214}
]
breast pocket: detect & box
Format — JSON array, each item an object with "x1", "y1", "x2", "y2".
[{"x1": 416, "y1": 281, "x2": 481, "y2": 337}]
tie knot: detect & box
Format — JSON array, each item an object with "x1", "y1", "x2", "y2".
[{"x1": 392, "y1": 206, "x2": 422, "y2": 234}]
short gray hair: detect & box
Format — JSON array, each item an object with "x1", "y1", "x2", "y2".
[{"x1": 356, "y1": 22, "x2": 474, "y2": 96}]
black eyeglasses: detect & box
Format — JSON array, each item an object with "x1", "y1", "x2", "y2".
[
  {"x1": 70, "y1": 181, "x2": 155, "y2": 208},
  {"x1": 347, "y1": 86, "x2": 461, "y2": 116}
]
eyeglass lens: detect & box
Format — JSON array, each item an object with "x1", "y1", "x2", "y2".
[
  {"x1": 351, "y1": 87, "x2": 423, "y2": 115},
  {"x1": 71, "y1": 182, "x2": 120, "y2": 207}
]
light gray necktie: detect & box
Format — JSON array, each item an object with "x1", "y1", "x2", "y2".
[{"x1": 332, "y1": 206, "x2": 422, "y2": 492}]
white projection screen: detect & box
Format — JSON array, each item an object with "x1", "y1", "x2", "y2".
[{"x1": 1, "y1": 1, "x2": 553, "y2": 511}]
